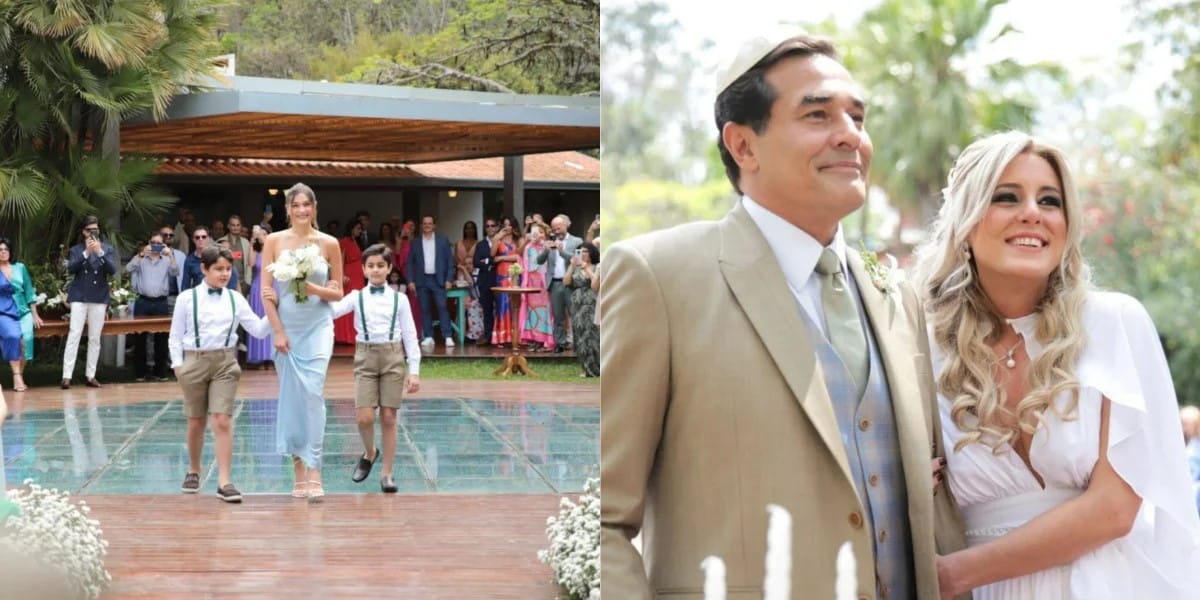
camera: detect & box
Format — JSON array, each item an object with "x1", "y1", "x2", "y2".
[{"x1": 150, "y1": 243, "x2": 165, "y2": 253}]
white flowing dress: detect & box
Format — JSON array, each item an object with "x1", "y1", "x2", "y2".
[{"x1": 934, "y1": 291, "x2": 1200, "y2": 599}]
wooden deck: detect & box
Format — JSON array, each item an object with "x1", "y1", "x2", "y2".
[
  {"x1": 87, "y1": 494, "x2": 563, "y2": 599},
  {"x1": 3, "y1": 365, "x2": 597, "y2": 599}
]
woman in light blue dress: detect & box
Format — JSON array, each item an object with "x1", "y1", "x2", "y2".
[{"x1": 260, "y1": 183, "x2": 344, "y2": 501}]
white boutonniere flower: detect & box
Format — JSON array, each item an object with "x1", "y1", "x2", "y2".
[{"x1": 859, "y1": 245, "x2": 899, "y2": 295}]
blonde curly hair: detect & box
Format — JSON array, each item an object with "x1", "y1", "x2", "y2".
[{"x1": 912, "y1": 131, "x2": 1091, "y2": 453}]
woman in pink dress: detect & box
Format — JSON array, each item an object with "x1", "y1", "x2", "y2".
[{"x1": 518, "y1": 223, "x2": 554, "y2": 351}]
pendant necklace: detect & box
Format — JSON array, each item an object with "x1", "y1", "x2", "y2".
[{"x1": 1001, "y1": 337, "x2": 1024, "y2": 369}]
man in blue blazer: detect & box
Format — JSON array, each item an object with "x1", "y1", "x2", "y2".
[
  {"x1": 406, "y1": 215, "x2": 456, "y2": 349},
  {"x1": 62, "y1": 216, "x2": 117, "y2": 389},
  {"x1": 472, "y1": 218, "x2": 501, "y2": 346}
]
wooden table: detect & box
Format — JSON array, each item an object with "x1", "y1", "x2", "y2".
[
  {"x1": 490, "y1": 286, "x2": 541, "y2": 378},
  {"x1": 34, "y1": 315, "x2": 173, "y2": 338},
  {"x1": 444, "y1": 286, "x2": 469, "y2": 346}
]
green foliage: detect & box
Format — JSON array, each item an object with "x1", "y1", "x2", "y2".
[
  {"x1": 1080, "y1": 159, "x2": 1200, "y2": 406},
  {"x1": 220, "y1": 0, "x2": 598, "y2": 96},
  {"x1": 829, "y1": 0, "x2": 1067, "y2": 230},
  {"x1": 0, "y1": 0, "x2": 226, "y2": 263},
  {"x1": 600, "y1": 1, "x2": 711, "y2": 186},
  {"x1": 605, "y1": 179, "x2": 735, "y2": 244}
]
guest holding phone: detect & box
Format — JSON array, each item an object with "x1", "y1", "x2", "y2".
[
  {"x1": 126, "y1": 232, "x2": 179, "y2": 382},
  {"x1": 61, "y1": 216, "x2": 116, "y2": 389}
]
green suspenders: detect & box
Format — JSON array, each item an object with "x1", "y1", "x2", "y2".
[
  {"x1": 359, "y1": 289, "x2": 398, "y2": 342},
  {"x1": 191, "y1": 287, "x2": 237, "y2": 349}
]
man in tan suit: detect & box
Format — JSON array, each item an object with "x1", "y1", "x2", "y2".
[{"x1": 601, "y1": 35, "x2": 967, "y2": 600}]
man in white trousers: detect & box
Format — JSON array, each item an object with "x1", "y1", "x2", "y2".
[{"x1": 61, "y1": 216, "x2": 116, "y2": 389}]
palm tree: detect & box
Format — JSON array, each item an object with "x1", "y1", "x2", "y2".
[
  {"x1": 0, "y1": 0, "x2": 225, "y2": 262},
  {"x1": 827, "y1": 0, "x2": 1065, "y2": 243}
]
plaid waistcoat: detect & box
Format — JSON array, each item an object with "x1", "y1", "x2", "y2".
[{"x1": 798, "y1": 273, "x2": 915, "y2": 600}]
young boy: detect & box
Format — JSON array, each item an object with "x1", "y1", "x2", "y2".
[
  {"x1": 168, "y1": 246, "x2": 272, "y2": 502},
  {"x1": 330, "y1": 243, "x2": 422, "y2": 493}
]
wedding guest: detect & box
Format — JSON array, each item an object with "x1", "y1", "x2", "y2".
[
  {"x1": 61, "y1": 217, "x2": 115, "y2": 390},
  {"x1": 0, "y1": 239, "x2": 41, "y2": 392},
  {"x1": 126, "y1": 232, "x2": 179, "y2": 382}
]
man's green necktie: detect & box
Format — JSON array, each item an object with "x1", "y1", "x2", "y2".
[{"x1": 815, "y1": 248, "x2": 868, "y2": 397}]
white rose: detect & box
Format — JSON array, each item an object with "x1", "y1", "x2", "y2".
[
  {"x1": 272, "y1": 264, "x2": 299, "y2": 281},
  {"x1": 299, "y1": 244, "x2": 321, "y2": 261}
]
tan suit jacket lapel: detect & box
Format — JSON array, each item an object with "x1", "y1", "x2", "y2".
[{"x1": 717, "y1": 204, "x2": 853, "y2": 485}]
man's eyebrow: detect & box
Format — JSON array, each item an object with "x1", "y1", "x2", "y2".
[{"x1": 800, "y1": 94, "x2": 866, "y2": 110}]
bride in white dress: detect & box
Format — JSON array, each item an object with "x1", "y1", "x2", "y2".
[{"x1": 914, "y1": 131, "x2": 1200, "y2": 599}]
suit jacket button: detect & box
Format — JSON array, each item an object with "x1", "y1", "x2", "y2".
[
  {"x1": 858, "y1": 418, "x2": 871, "y2": 431},
  {"x1": 849, "y1": 511, "x2": 863, "y2": 528},
  {"x1": 868, "y1": 473, "x2": 880, "y2": 486}
]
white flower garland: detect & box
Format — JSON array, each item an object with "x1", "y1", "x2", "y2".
[
  {"x1": 538, "y1": 476, "x2": 600, "y2": 600},
  {"x1": 1, "y1": 480, "x2": 111, "y2": 599}
]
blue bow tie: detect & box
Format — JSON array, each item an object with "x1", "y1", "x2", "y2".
[
  {"x1": 208, "y1": 288, "x2": 222, "y2": 296},
  {"x1": 369, "y1": 286, "x2": 386, "y2": 295}
]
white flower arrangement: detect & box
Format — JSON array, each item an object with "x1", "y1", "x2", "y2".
[
  {"x1": 267, "y1": 243, "x2": 326, "y2": 303},
  {"x1": 108, "y1": 285, "x2": 135, "y2": 316},
  {"x1": 538, "y1": 477, "x2": 600, "y2": 600},
  {"x1": 0, "y1": 480, "x2": 111, "y2": 600},
  {"x1": 42, "y1": 291, "x2": 66, "y2": 309}
]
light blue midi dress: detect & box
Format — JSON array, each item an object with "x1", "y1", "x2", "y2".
[{"x1": 273, "y1": 261, "x2": 334, "y2": 469}]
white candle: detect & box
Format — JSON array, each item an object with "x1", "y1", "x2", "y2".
[
  {"x1": 835, "y1": 541, "x2": 856, "y2": 600},
  {"x1": 763, "y1": 504, "x2": 792, "y2": 600},
  {"x1": 700, "y1": 556, "x2": 726, "y2": 600}
]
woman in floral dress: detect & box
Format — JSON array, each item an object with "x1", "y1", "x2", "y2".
[
  {"x1": 564, "y1": 242, "x2": 599, "y2": 376},
  {"x1": 490, "y1": 217, "x2": 522, "y2": 346},
  {"x1": 519, "y1": 223, "x2": 554, "y2": 351}
]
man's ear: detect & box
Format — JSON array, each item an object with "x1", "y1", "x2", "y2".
[{"x1": 721, "y1": 121, "x2": 760, "y2": 175}]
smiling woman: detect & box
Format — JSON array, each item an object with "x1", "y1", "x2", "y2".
[{"x1": 913, "y1": 131, "x2": 1200, "y2": 599}]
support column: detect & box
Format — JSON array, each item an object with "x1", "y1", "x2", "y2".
[{"x1": 503, "y1": 155, "x2": 525, "y2": 219}]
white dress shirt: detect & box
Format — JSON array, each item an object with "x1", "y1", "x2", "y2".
[
  {"x1": 168, "y1": 283, "x2": 272, "y2": 368},
  {"x1": 422, "y1": 234, "x2": 436, "y2": 274},
  {"x1": 742, "y1": 195, "x2": 852, "y2": 339},
  {"x1": 330, "y1": 286, "x2": 422, "y2": 375}
]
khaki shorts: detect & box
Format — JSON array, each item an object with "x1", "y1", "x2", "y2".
[
  {"x1": 178, "y1": 348, "x2": 241, "y2": 417},
  {"x1": 354, "y1": 342, "x2": 408, "y2": 409}
]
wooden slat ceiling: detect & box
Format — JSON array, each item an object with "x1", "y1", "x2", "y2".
[{"x1": 120, "y1": 112, "x2": 598, "y2": 163}]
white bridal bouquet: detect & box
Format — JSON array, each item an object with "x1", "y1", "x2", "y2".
[
  {"x1": 267, "y1": 243, "x2": 325, "y2": 303},
  {"x1": 538, "y1": 477, "x2": 600, "y2": 600},
  {"x1": 0, "y1": 480, "x2": 111, "y2": 600}
]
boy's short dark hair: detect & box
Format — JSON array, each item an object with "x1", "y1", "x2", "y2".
[
  {"x1": 200, "y1": 245, "x2": 233, "y2": 268},
  {"x1": 361, "y1": 243, "x2": 393, "y2": 266}
]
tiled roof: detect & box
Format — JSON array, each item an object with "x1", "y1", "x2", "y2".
[
  {"x1": 148, "y1": 151, "x2": 599, "y2": 183},
  {"x1": 411, "y1": 151, "x2": 599, "y2": 182},
  {"x1": 151, "y1": 157, "x2": 421, "y2": 179}
]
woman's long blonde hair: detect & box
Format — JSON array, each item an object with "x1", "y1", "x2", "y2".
[{"x1": 912, "y1": 131, "x2": 1091, "y2": 453}]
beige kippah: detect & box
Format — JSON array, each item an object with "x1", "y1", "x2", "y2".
[{"x1": 715, "y1": 36, "x2": 779, "y2": 95}]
